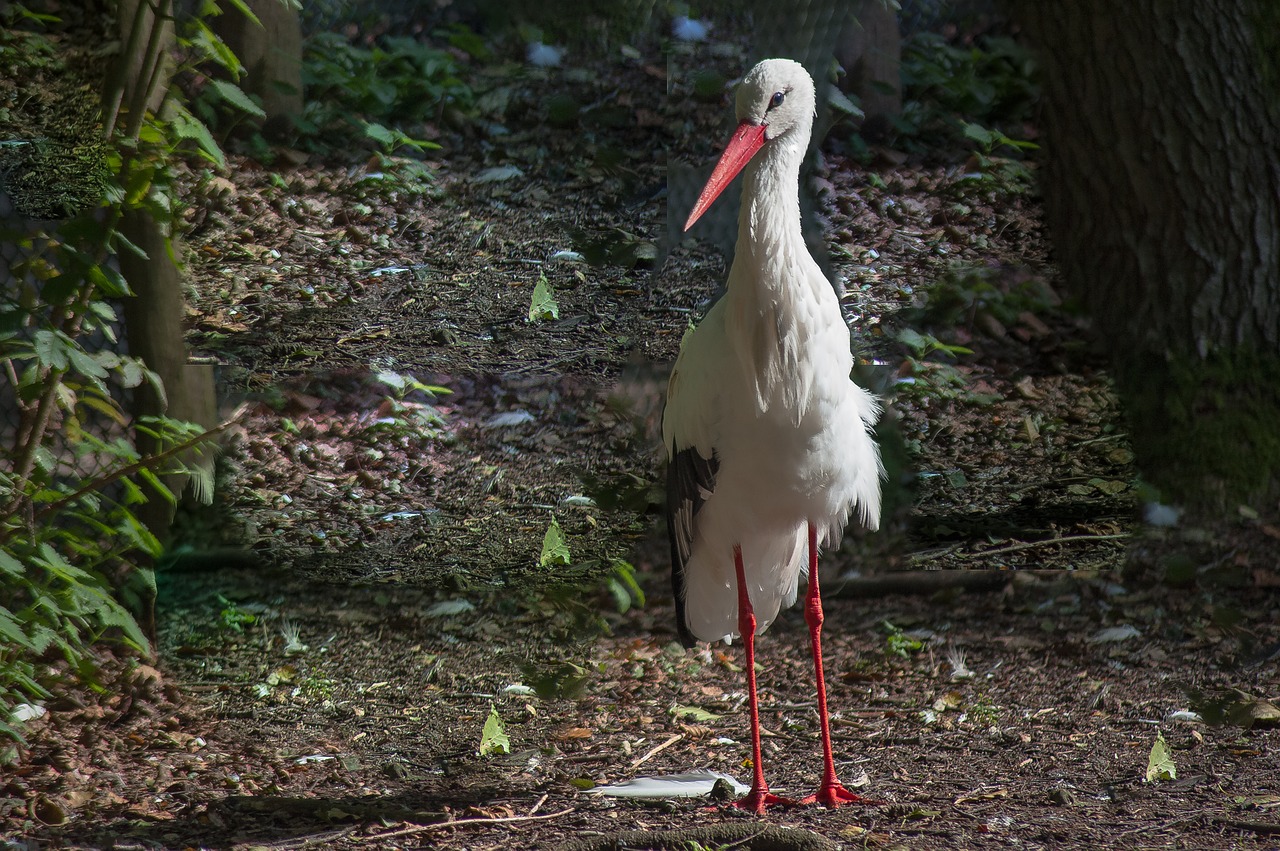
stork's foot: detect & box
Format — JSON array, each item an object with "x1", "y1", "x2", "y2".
[
  {"x1": 733, "y1": 789, "x2": 799, "y2": 814},
  {"x1": 800, "y1": 783, "x2": 868, "y2": 808}
]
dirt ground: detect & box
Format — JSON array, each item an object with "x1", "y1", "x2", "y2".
[{"x1": 5, "y1": 15, "x2": 1280, "y2": 851}]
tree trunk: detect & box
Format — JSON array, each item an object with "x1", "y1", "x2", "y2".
[
  {"x1": 112, "y1": 0, "x2": 218, "y2": 543},
  {"x1": 1011, "y1": 1, "x2": 1280, "y2": 510},
  {"x1": 837, "y1": 0, "x2": 901, "y2": 140},
  {"x1": 214, "y1": 0, "x2": 304, "y2": 140}
]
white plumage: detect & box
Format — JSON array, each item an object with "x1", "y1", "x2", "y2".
[
  {"x1": 662, "y1": 58, "x2": 883, "y2": 814},
  {"x1": 664, "y1": 59, "x2": 882, "y2": 644}
]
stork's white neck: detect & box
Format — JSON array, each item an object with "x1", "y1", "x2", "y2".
[
  {"x1": 722, "y1": 123, "x2": 836, "y2": 418},
  {"x1": 732, "y1": 129, "x2": 810, "y2": 295}
]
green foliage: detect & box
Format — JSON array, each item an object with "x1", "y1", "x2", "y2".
[
  {"x1": 1145, "y1": 731, "x2": 1176, "y2": 782},
  {"x1": 297, "y1": 30, "x2": 474, "y2": 151},
  {"x1": 953, "y1": 122, "x2": 1038, "y2": 193},
  {"x1": 479, "y1": 704, "x2": 511, "y2": 755},
  {"x1": 527, "y1": 271, "x2": 560, "y2": 322},
  {"x1": 216, "y1": 595, "x2": 257, "y2": 633},
  {"x1": 908, "y1": 264, "x2": 1060, "y2": 331},
  {"x1": 363, "y1": 370, "x2": 449, "y2": 443},
  {"x1": 519, "y1": 658, "x2": 590, "y2": 700},
  {"x1": 0, "y1": 5, "x2": 240, "y2": 743},
  {"x1": 604, "y1": 560, "x2": 645, "y2": 614},
  {"x1": 538, "y1": 518, "x2": 572, "y2": 568},
  {"x1": 892, "y1": 264, "x2": 1059, "y2": 404},
  {"x1": 882, "y1": 620, "x2": 924, "y2": 658},
  {"x1": 897, "y1": 32, "x2": 1039, "y2": 148}
]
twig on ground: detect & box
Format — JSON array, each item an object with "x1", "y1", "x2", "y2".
[
  {"x1": 960, "y1": 533, "x2": 1130, "y2": 560},
  {"x1": 529, "y1": 792, "x2": 549, "y2": 816},
  {"x1": 362, "y1": 807, "x2": 574, "y2": 842},
  {"x1": 831, "y1": 569, "x2": 1014, "y2": 598},
  {"x1": 629, "y1": 732, "x2": 683, "y2": 770},
  {"x1": 555, "y1": 824, "x2": 838, "y2": 851}
]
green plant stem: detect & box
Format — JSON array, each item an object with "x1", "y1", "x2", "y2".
[
  {"x1": 125, "y1": 0, "x2": 175, "y2": 141},
  {"x1": 102, "y1": 0, "x2": 152, "y2": 139},
  {"x1": 4, "y1": 371, "x2": 64, "y2": 519}
]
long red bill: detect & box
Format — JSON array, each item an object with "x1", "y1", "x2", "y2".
[{"x1": 683, "y1": 121, "x2": 767, "y2": 232}]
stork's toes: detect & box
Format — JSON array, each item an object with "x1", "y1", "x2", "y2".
[
  {"x1": 800, "y1": 783, "x2": 869, "y2": 808},
  {"x1": 733, "y1": 790, "x2": 800, "y2": 814}
]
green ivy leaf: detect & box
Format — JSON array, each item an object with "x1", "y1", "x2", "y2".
[
  {"x1": 527, "y1": 271, "x2": 559, "y2": 322},
  {"x1": 538, "y1": 518, "x2": 571, "y2": 568},
  {"x1": 1146, "y1": 731, "x2": 1176, "y2": 782},
  {"x1": 671, "y1": 703, "x2": 722, "y2": 722},
  {"x1": 479, "y1": 705, "x2": 510, "y2": 756}
]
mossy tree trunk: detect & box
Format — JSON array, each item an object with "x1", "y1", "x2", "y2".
[{"x1": 1010, "y1": 1, "x2": 1280, "y2": 511}]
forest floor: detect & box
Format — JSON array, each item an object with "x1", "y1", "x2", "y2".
[{"x1": 6, "y1": 17, "x2": 1280, "y2": 851}]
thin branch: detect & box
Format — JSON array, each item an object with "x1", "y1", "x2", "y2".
[
  {"x1": 103, "y1": 0, "x2": 153, "y2": 139},
  {"x1": 36, "y1": 418, "x2": 236, "y2": 523},
  {"x1": 125, "y1": 0, "x2": 175, "y2": 141},
  {"x1": 959, "y1": 533, "x2": 1131, "y2": 560},
  {"x1": 629, "y1": 732, "x2": 683, "y2": 770},
  {"x1": 362, "y1": 807, "x2": 574, "y2": 842},
  {"x1": 830, "y1": 569, "x2": 1016, "y2": 599},
  {"x1": 4, "y1": 377, "x2": 62, "y2": 517}
]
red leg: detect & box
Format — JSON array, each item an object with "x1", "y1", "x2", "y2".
[
  {"x1": 799, "y1": 523, "x2": 866, "y2": 808},
  {"x1": 732, "y1": 545, "x2": 796, "y2": 814}
]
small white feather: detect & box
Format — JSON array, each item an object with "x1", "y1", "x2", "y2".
[
  {"x1": 588, "y1": 769, "x2": 748, "y2": 799},
  {"x1": 526, "y1": 42, "x2": 564, "y2": 67},
  {"x1": 672, "y1": 16, "x2": 709, "y2": 42}
]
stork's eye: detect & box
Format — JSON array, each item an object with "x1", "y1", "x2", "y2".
[{"x1": 768, "y1": 91, "x2": 785, "y2": 110}]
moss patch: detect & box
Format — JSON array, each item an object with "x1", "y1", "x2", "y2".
[{"x1": 1117, "y1": 348, "x2": 1280, "y2": 511}]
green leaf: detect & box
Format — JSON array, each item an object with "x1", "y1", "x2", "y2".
[
  {"x1": 78, "y1": 393, "x2": 127, "y2": 426},
  {"x1": 220, "y1": 0, "x2": 262, "y2": 27},
  {"x1": 120, "y1": 359, "x2": 145, "y2": 389},
  {"x1": 170, "y1": 106, "x2": 226, "y2": 168},
  {"x1": 0, "y1": 551, "x2": 24, "y2": 578},
  {"x1": 538, "y1": 518, "x2": 571, "y2": 568},
  {"x1": 527, "y1": 271, "x2": 559, "y2": 322},
  {"x1": 137, "y1": 468, "x2": 176, "y2": 506},
  {"x1": 479, "y1": 705, "x2": 510, "y2": 756},
  {"x1": 606, "y1": 577, "x2": 631, "y2": 614},
  {"x1": 670, "y1": 703, "x2": 722, "y2": 722},
  {"x1": 606, "y1": 560, "x2": 645, "y2": 614},
  {"x1": 894, "y1": 327, "x2": 928, "y2": 357},
  {"x1": 1146, "y1": 731, "x2": 1176, "y2": 782},
  {"x1": 363, "y1": 122, "x2": 396, "y2": 149},
  {"x1": 0, "y1": 607, "x2": 34, "y2": 649},
  {"x1": 66, "y1": 346, "x2": 108, "y2": 381},
  {"x1": 33, "y1": 329, "x2": 68, "y2": 370},
  {"x1": 209, "y1": 79, "x2": 267, "y2": 119}
]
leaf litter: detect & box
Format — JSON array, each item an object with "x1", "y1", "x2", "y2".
[{"x1": 7, "y1": 11, "x2": 1280, "y2": 851}]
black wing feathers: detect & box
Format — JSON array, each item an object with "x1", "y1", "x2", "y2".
[{"x1": 666, "y1": 444, "x2": 719, "y2": 647}]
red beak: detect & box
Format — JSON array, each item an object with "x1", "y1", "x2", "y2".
[{"x1": 683, "y1": 121, "x2": 768, "y2": 232}]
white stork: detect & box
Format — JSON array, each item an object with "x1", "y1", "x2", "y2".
[{"x1": 663, "y1": 58, "x2": 883, "y2": 814}]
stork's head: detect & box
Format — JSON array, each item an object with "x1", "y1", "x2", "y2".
[
  {"x1": 735, "y1": 58, "x2": 815, "y2": 143},
  {"x1": 684, "y1": 58, "x2": 815, "y2": 231}
]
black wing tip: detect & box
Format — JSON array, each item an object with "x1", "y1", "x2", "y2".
[{"x1": 666, "y1": 444, "x2": 718, "y2": 652}]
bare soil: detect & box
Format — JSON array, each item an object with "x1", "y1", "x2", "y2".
[{"x1": 5, "y1": 21, "x2": 1279, "y2": 851}]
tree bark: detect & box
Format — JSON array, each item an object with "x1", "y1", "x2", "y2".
[
  {"x1": 837, "y1": 0, "x2": 902, "y2": 139},
  {"x1": 1010, "y1": 0, "x2": 1280, "y2": 510},
  {"x1": 214, "y1": 0, "x2": 304, "y2": 140},
  {"x1": 113, "y1": 0, "x2": 218, "y2": 542}
]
